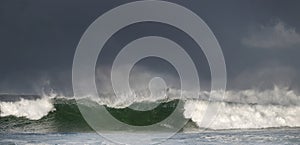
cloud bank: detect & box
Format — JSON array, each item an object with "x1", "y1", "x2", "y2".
[{"x1": 242, "y1": 20, "x2": 300, "y2": 49}]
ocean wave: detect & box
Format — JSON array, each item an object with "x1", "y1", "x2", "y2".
[{"x1": 0, "y1": 86, "x2": 299, "y2": 132}]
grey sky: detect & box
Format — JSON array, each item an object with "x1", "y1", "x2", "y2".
[{"x1": 1, "y1": 0, "x2": 300, "y2": 95}]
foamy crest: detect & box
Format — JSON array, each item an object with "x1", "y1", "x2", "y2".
[
  {"x1": 184, "y1": 100, "x2": 300, "y2": 129},
  {"x1": 0, "y1": 98, "x2": 55, "y2": 120}
]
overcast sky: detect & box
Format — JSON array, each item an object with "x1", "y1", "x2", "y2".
[{"x1": 1, "y1": 0, "x2": 300, "y2": 95}]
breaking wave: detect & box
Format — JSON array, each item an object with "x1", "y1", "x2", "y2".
[
  {"x1": 0, "y1": 86, "x2": 299, "y2": 132},
  {"x1": 184, "y1": 100, "x2": 300, "y2": 130},
  {"x1": 0, "y1": 97, "x2": 55, "y2": 120}
]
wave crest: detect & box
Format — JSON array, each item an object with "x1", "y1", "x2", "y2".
[
  {"x1": 184, "y1": 100, "x2": 300, "y2": 130},
  {"x1": 0, "y1": 97, "x2": 55, "y2": 120}
]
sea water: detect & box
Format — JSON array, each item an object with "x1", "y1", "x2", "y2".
[{"x1": 0, "y1": 128, "x2": 299, "y2": 145}]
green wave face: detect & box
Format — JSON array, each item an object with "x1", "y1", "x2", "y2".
[
  {"x1": 105, "y1": 100, "x2": 179, "y2": 126},
  {"x1": 0, "y1": 99, "x2": 182, "y2": 133}
]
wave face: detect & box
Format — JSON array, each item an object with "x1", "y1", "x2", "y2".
[{"x1": 0, "y1": 87, "x2": 300, "y2": 132}]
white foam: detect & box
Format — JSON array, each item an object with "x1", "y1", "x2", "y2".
[
  {"x1": 0, "y1": 97, "x2": 55, "y2": 120},
  {"x1": 184, "y1": 100, "x2": 300, "y2": 129}
]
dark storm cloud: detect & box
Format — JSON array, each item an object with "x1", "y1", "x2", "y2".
[
  {"x1": 0, "y1": 0, "x2": 127, "y2": 94},
  {"x1": 1, "y1": 0, "x2": 300, "y2": 95}
]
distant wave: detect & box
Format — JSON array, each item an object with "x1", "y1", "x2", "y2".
[{"x1": 0, "y1": 86, "x2": 299, "y2": 132}]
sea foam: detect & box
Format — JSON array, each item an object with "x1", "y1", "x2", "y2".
[{"x1": 0, "y1": 97, "x2": 55, "y2": 120}]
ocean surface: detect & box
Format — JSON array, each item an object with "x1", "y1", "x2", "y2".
[
  {"x1": 0, "y1": 128, "x2": 299, "y2": 145},
  {"x1": 0, "y1": 87, "x2": 299, "y2": 144}
]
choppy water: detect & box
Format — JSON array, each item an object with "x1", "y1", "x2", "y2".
[{"x1": 0, "y1": 128, "x2": 299, "y2": 145}]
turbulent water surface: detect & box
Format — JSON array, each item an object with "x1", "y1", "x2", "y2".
[{"x1": 0, "y1": 129, "x2": 299, "y2": 145}]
